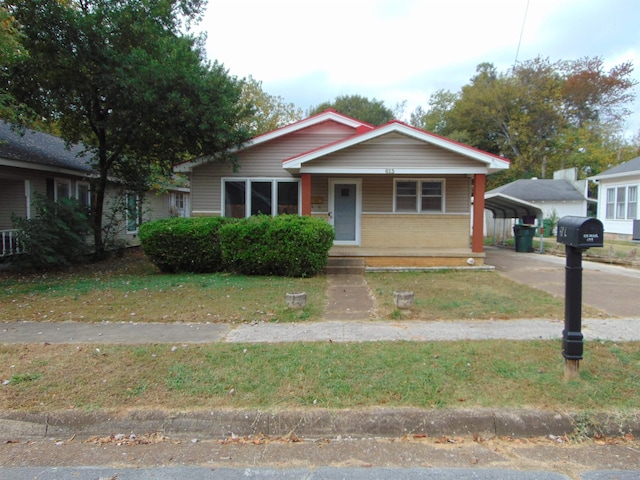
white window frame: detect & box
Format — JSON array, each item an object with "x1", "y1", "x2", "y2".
[
  {"x1": 393, "y1": 178, "x2": 445, "y2": 213},
  {"x1": 607, "y1": 185, "x2": 639, "y2": 220},
  {"x1": 221, "y1": 178, "x2": 301, "y2": 218},
  {"x1": 170, "y1": 191, "x2": 189, "y2": 218},
  {"x1": 628, "y1": 185, "x2": 638, "y2": 220}
]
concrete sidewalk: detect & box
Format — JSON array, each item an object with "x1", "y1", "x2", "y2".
[{"x1": 2, "y1": 317, "x2": 639, "y2": 344}]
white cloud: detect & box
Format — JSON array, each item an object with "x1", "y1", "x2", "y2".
[{"x1": 200, "y1": 0, "x2": 640, "y2": 131}]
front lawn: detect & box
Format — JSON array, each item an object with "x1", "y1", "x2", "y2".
[
  {"x1": 0, "y1": 248, "x2": 606, "y2": 323},
  {"x1": 1, "y1": 340, "x2": 638, "y2": 413}
]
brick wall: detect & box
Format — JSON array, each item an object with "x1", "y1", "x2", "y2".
[{"x1": 361, "y1": 214, "x2": 470, "y2": 248}]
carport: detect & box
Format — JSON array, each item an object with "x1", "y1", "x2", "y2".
[{"x1": 484, "y1": 192, "x2": 544, "y2": 253}]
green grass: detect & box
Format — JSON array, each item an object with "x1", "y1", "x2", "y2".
[
  {"x1": 0, "y1": 263, "x2": 327, "y2": 324},
  {"x1": 1, "y1": 257, "x2": 606, "y2": 322},
  {"x1": 2, "y1": 341, "x2": 639, "y2": 412},
  {"x1": 367, "y1": 270, "x2": 604, "y2": 320}
]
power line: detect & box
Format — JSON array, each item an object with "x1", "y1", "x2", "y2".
[{"x1": 514, "y1": 0, "x2": 531, "y2": 66}]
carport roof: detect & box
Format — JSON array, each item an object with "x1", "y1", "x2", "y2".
[{"x1": 484, "y1": 192, "x2": 543, "y2": 219}]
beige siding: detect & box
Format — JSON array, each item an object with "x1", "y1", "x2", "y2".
[
  {"x1": 311, "y1": 175, "x2": 470, "y2": 215},
  {"x1": 445, "y1": 176, "x2": 471, "y2": 213},
  {"x1": 308, "y1": 133, "x2": 482, "y2": 170},
  {"x1": 0, "y1": 179, "x2": 26, "y2": 229},
  {"x1": 361, "y1": 214, "x2": 470, "y2": 249},
  {"x1": 311, "y1": 175, "x2": 329, "y2": 213},
  {"x1": 190, "y1": 122, "x2": 357, "y2": 214}
]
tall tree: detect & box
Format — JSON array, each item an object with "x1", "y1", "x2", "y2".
[
  {"x1": 239, "y1": 76, "x2": 302, "y2": 136},
  {"x1": 410, "y1": 56, "x2": 638, "y2": 187},
  {"x1": 308, "y1": 94, "x2": 395, "y2": 126},
  {"x1": 6, "y1": 0, "x2": 252, "y2": 258},
  {"x1": 0, "y1": 4, "x2": 27, "y2": 119}
]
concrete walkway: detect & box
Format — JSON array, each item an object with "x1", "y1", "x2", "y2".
[{"x1": 2, "y1": 317, "x2": 639, "y2": 345}]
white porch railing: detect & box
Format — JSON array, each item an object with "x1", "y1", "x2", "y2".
[{"x1": 1, "y1": 229, "x2": 22, "y2": 257}]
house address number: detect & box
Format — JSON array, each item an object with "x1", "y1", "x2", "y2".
[{"x1": 385, "y1": 168, "x2": 395, "y2": 174}]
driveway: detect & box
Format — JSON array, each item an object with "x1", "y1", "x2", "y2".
[{"x1": 485, "y1": 246, "x2": 640, "y2": 318}]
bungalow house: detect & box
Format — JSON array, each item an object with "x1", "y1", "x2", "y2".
[
  {"x1": 176, "y1": 110, "x2": 510, "y2": 268},
  {"x1": 589, "y1": 156, "x2": 640, "y2": 240},
  {"x1": 0, "y1": 121, "x2": 188, "y2": 257}
]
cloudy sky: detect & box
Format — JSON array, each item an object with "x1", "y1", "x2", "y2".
[{"x1": 199, "y1": 0, "x2": 640, "y2": 133}]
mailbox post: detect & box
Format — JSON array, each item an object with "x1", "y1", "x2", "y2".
[{"x1": 556, "y1": 216, "x2": 604, "y2": 379}]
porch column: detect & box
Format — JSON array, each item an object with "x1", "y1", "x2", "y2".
[
  {"x1": 301, "y1": 173, "x2": 312, "y2": 216},
  {"x1": 472, "y1": 174, "x2": 486, "y2": 253}
]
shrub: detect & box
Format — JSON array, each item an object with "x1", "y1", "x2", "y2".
[
  {"x1": 221, "y1": 215, "x2": 335, "y2": 277},
  {"x1": 139, "y1": 217, "x2": 235, "y2": 273},
  {"x1": 11, "y1": 193, "x2": 91, "y2": 270}
]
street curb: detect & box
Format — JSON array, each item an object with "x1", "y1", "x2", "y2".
[{"x1": 2, "y1": 408, "x2": 639, "y2": 441}]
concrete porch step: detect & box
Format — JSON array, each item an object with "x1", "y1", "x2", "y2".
[{"x1": 325, "y1": 257, "x2": 366, "y2": 275}]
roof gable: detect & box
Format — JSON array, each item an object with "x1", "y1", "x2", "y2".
[
  {"x1": 591, "y1": 156, "x2": 640, "y2": 181},
  {"x1": 282, "y1": 120, "x2": 510, "y2": 174},
  {"x1": 175, "y1": 109, "x2": 373, "y2": 172},
  {"x1": 248, "y1": 109, "x2": 373, "y2": 147}
]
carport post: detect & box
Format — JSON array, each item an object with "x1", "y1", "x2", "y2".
[{"x1": 563, "y1": 245, "x2": 583, "y2": 380}]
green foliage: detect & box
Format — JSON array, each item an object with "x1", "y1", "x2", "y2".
[
  {"x1": 6, "y1": 0, "x2": 253, "y2": 258},
  {"x1": 308, "y1": 94, "x2": 395, "y2": 126},
  {"x1": 139, "y1": 217, "x2": 235, "y2": 273},
  {"x1": 139, "y1": 215, "x2": 334, "y2": 277},
  {"x1": 410, "y1": 56, "x2": 639, "y2": 186},
  {"x1": 220, "y1": 215, "x2": 335, "y2": 277},
  {"x1": 11, "y1": 193, "x2": 91, "y2": 270},
  {"x1": 239, "y1": 75, "x2": 303, "y2": 136}
]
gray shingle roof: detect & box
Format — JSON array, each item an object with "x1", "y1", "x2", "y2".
[
  {"x1": 487, "y1": 179, "x2": 586, "y2": 202},
  {"x1": 0, "y1": 121, "x2": 93, "y2": 173},
  {"x1": 594, "y1": 156, "x2": 640, "y2": 178}
]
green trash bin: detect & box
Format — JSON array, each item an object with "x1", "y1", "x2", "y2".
[
  {"x1": 540, "y1": 219, "x2": 553, "y2": 237},
  {"x1": 514, "y1": 225, "x2": 535, "y2": 252}
]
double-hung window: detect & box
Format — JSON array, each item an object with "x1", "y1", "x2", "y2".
[
  {"x1": 607, "y1": 186, "x2": 639, "y2": 220},
  {"x1": 394, "y1": 179, "x2": 444, "y2": 213},
  {"x1": 223, "y1": 179, "x2": 300, "y2": 218}
]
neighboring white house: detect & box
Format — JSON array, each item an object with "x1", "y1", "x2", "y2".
[{"x1": 590, "y1": 156, "x2": 640, "y2": 240}]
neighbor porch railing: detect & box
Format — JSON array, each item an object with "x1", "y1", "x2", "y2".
[{"x1": 1, "y1": 229, "x2": 22, "y2": 257}]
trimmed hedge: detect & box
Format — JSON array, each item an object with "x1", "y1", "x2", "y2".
[
  {"x1": 139, "y1": 217, "x2": 235, "y2": 273},
  {"x1": 220, "y1": 215, "x2": 335, "y2": 277},
  {"x1": 140, "y1": 215, "x2": 335, "y2": 277}
]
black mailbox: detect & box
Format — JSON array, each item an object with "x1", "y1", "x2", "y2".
[{"x1": 557, "y1": 216, "x2": 604, "y2": 249}]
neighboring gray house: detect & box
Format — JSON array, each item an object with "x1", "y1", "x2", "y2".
[
  {"x1": 590, "y1": 156, "x2": 640, "y2": 240},
  {"x1": 0, "y1": 121, "x2": 188, "y2": 256},
  {"x1": 485, "y1": 168, "x2": 592, "y2": 237}
]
